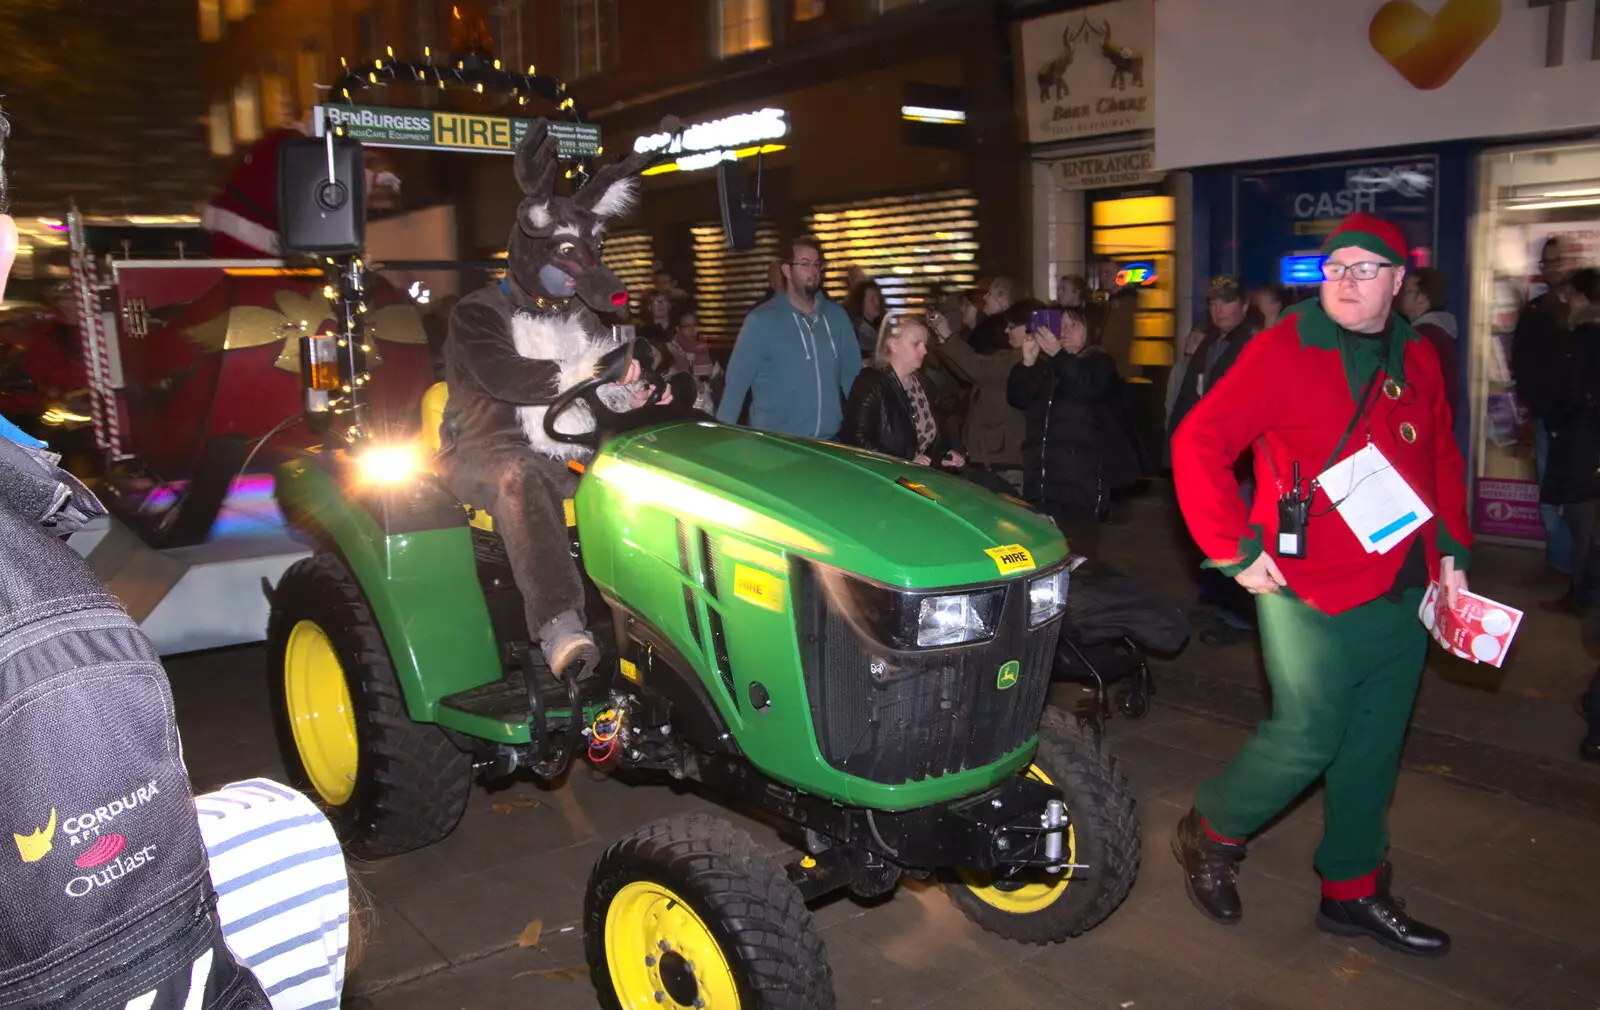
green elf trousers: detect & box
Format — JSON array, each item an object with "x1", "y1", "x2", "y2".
[{"x1": 1194, "y1": 586, "x2": 1426, "y2": 883}]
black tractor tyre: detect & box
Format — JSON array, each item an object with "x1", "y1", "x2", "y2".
[
  {"x1": 585, "y1": 813, "x2": 835, "y2": 1010},
  {"x1": 267, "y1": 552, "x2": 473, "y2": 859},
  {"x1": 946, "y1": 708, "x2": 1140, "y2": 943}
]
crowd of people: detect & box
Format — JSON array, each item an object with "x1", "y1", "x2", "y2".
[{"x1": 641, "y1": 235, "x2": 1154, "y2": 562}]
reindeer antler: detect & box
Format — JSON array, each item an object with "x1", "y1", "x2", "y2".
[{"x1": 513, "y1": 119, "x2": 561, "y2": 198}]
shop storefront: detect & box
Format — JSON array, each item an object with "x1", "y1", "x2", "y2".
[
  {"x1": 589, "y1": 53, "x2": 988, "y2": 349},
  {"x1": 1017, "y1": 0, "x2": 1175, "y2": 377},
  {"x1": 1156, "y1": 0, "x2": 1600, "y2": 545}
]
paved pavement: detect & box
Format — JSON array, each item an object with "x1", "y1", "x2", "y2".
[{"x1": 165, "y1": 488, "x2": 1600, "y2": 1010}]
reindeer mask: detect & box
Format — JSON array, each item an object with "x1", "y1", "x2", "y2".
[{"x1": 507, "y1": 119, "x2": 662, "y2": 313}]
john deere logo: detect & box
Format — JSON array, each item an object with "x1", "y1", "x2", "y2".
[{"x1": 997, "y1": 661, "x2": 1020, "y2": 690}]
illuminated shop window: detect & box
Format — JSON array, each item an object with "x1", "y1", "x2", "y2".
[
  {"x1": 716, "y1": 0, "x2": 772, "y2": 59},
  {"x1": 804, "y1": 189, "x2": 980, "y2": 313},
  {"x1": 1091, "y1": 194, "x2": 1175, "y2": 367},
  {"x1": 208, "y1": 99, "x2": 233, "y2": 156},
  {"x1": 198, "y1": 0, "x2": 222, "y2": 42},
  {"x1": 222, "y1": 0, "x2": 253, "y2": 21},
  {"x1": 1468, "y1": 142, "x2": 1600, "y2": 542},
  {"x1": 603, "y1": 231, "x2": 656, "y2": 317},
  {"x1": 232, "y1": 78, "x2": 261, "y2": 145},
  {"x1": 693, "y1": 221, "x2": 780, "y2": 348},
  {"x1": 794, "y1": 0, "x2": 824, "y2": 20}
]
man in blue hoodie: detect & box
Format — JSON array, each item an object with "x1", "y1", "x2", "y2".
[{"x1": 717, "y1": 235, "x2": 860, "y2": 439}]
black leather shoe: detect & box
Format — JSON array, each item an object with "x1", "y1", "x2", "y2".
[
  {"x1": 1580, "y1": 740, "x2": 1600, "y2": 765},
  {"x1": 1172, "y1": 808, "x2": 1245, "y2": 925},
  {"x1": 1316, "y1": 879, "x2": 1451, "y2": 958}
]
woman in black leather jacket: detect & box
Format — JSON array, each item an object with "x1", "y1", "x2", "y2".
[
  {"x1": 1006, "y1": 301, "x2": 1130, "y2": 560},
  {"x1": 841, "y1": 314, "x2": 966, "y2": 471}
]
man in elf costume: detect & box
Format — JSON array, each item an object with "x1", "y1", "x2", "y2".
[{"x1": 1171, "y1": 212, "x2": 1470, "y2": 957}]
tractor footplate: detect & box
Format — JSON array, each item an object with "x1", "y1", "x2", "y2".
[{"x1": 440, "y1": 665, "x2": 605, "y2": 723}]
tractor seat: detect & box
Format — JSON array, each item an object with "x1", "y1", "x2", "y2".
[
  {"x1": 420, "y1": 382, "x2": 579, "y2": 535},
  {"x1": 421, "y1": 381, "x2": 495, "y2": 532}
]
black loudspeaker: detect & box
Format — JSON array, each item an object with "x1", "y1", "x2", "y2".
[
  {"x1": 717, "y1": 159, "x2": 757, "y2": 252},
  {"x1": 278, "y1": 135, "x2": 366, "y2": 255}
]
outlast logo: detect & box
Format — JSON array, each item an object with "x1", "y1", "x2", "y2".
[{"x1": 65, "y1": 844, "x2": 157, "y2": 898}]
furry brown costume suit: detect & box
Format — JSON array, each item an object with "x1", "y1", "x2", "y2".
[{"x1": 440, "y1": 119, "x2": 660, "y2": 677}]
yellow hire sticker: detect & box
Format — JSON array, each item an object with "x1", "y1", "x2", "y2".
[
  {"x1": 733, "y1": 565, "x2": 786, "y2": 612},
  {"x1": 984, "y1": 544, "x2": 1035, "y2": 575}
]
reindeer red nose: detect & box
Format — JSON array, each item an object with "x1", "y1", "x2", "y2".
[{"x1": 611, "y1": 291, "x2": 628, "y2": 307}]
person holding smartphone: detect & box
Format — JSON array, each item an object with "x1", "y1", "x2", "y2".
[{"x1": 1004, "y1": 301, "x2": 1131, "y2": 560}]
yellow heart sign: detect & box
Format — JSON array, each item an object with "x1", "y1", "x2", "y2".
[{"x1": 1369, "y1": 0, "x2": 1501, "y2": 90}]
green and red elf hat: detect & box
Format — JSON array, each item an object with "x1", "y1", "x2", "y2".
[{"x1": 1321, "y1": 211, "x2": 1408, "y2": 266}]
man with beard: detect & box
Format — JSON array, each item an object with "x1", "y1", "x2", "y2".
[
  {"x1": 1171, "y1": 213, "x2": 1470, "y2": 958},
  {"x1": 717, "y1": 235, "x2": 860, "y2": 439}
]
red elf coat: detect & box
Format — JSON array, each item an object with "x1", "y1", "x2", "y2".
[{"x1": 1172, "y1": 301, "x2": 1472, "y2": 616}]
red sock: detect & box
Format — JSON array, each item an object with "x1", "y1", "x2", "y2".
[
  {"x1": 1321, "y1": 868, "x2": 1380, "y2": 901},
  {"x1": 1201, "y1": 816, "x2": 1244, "y2": 846}
]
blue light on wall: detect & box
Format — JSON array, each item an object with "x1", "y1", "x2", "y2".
[{"x1": 1280, "y1": 255, "x2": 1325, "y2": 284}]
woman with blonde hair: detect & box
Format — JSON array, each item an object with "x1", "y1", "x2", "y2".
[{"x1": 840, "y1": 313, "x2": 965, "y2": 470}]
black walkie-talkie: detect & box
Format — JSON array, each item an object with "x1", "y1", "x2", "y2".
[{"x1": 1277, "y1": 461, "x2": 1309, "y2": 559}]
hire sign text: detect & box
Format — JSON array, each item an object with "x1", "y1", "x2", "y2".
[{"x1": 315, "y1": 104, "x2": 601, "y2": 158}]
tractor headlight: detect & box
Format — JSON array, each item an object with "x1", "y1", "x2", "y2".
[
  {"x1": 915, "y1": 591, "x2": 1003, "y2": 648},
  {"x1": 1028, "y1": 566, "x2": 1072, "y2": 627},
  {"x1": 354, "y1": 444, "x2": 421, "y2": 485}
]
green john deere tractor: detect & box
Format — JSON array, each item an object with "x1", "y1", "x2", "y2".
[{"x1": 265, "y1": 58, "x2": 1139, "y2": 1010}]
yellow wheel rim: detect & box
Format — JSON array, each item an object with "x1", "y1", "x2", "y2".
[
  {"x1": 604, "y1": 880, "x2": 741, "y2": 1009},
  {"x1": 283, "y1": 620, "x2": 359, "y2": 807},
  {"x1": 957, "y1": 763, "x2": 1077, "y2": 914}
]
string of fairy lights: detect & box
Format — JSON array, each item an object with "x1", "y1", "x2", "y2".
[{"x1": 314, "y1": 46, "x2": 595, "y2": 444}]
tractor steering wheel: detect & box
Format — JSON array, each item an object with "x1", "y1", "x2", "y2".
[{"x1": 543, "y1": 339, "x2": 669, "y2": 447}]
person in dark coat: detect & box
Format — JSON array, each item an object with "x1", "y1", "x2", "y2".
[
  {"x1": 1005, "y1": 300, "x2": 1131, "y2": 561},
  {"x1": 1513, "y1": 236, "x2": 1579, "y2": 588},
  {"x1": 1537, "y1": 268, "x2": 1600, "y2": 764},
  {"x1": 841, "y1": 314, "x2": 964, "y2": 471},
  {"x1": 1168, "y1": 276, "x2": 1257, "y2": 438}
]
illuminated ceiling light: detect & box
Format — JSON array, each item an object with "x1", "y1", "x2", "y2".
[
  {"x1": 1507, "y1": 196, "x2": 1600, "y2": 211},
  {"x1": 900, "y1": 105, "x2": 966, "y2": 124}
]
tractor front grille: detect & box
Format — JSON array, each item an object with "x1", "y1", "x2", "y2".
[{"x1": 798, "y1": 565, "x2": 1057, "y2": 785}]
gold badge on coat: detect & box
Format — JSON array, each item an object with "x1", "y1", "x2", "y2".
[
  {"x1": 1399, "y1": 422, "x2": 1417, "y2": 444},
  {"x1": 1383, "y1": 379, "x2": 1403, "y2": 400}
]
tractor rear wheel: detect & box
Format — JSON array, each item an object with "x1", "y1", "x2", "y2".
[
  {"x1": 267, "y1": 552, "x2": 472, "y2": 859},
  {"x1": 947, "y1": 708, "x2": 1140, "y2": 943},
  {"x1": 585, "y1": 813, "x2": 835, "y2": 1010}
]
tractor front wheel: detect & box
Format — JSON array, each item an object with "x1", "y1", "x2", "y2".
[
  {"x1": 585, "y1": 813, "x2": 835, "y2": 1010},
  {"x1": 947, "y1": 708, "x2": 1140, "y2": 943},
  {"x1": 267, "y1": 552, "x2": 472, "y2": 859}
]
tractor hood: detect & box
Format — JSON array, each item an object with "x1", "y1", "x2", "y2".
[{"x1": 588, "y1": 421, "x2": 1069, "y2": 589}]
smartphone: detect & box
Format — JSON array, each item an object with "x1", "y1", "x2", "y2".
[{"x1": 1030, "y1": 308, "x2": 1063, "y2": 335}]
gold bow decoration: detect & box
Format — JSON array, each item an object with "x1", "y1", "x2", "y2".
[{"x1": 184, "y1": 289, "x2": 427, "y2": 373}]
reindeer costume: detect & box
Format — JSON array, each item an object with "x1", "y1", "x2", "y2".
[{"x1": 441, "y1": 120, "x2": 658, "y2": 677}]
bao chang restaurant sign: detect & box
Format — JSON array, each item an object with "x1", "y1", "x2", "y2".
[
  {"x1": 1157, "y1": 0, "x2": 1600, "y2": 168},
  {"x1": 1016, "y1": 0, "x2": 1154, "y2": 144},
  {"x1": 315, "y1": 104, "x2": 602, "y2": 157},
  {"x1": 634, "y1": 108, "x2": 789, "y2": 175}
]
